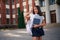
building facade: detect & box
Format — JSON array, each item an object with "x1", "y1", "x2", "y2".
[
  {"x1": 0, "y1": 0, "x2": 60, "y2": 25},
  {"x1": 23, "y1": 0, "x2": 60, "y2": 24}
]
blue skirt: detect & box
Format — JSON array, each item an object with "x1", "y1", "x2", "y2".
[{"x1": 31, "y1": 27, "x2": 44, "y2": 37}]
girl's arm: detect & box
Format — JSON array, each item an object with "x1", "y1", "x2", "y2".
[
  {"x1": 25, "y1": 12, "x2": 30, "y2": 24},
  {"x1": 39, "y1": 19, "x2": 46, "y2": 26}
]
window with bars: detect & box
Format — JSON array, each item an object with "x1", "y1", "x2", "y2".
[
  {"x1": 39, "y1": 0, "x2": 45, "y2": 7},
  {"x1": 12, "y1": 0, "x2": 14, "y2": 5},
  {"x1": 6, "y1": 18, "x2": 10, "y2": 24},
  {"x1": 6, "y1": 9, "x2": 10, "y2": 15},
  {"x1": 23, "y1": 0, "x2": 26, "y2": 2},
  {"x1": 16, "y1": 0, "x2": 18, "y2": 3},
  {"x1": 13, "y1": 18, "x2": 16, "y2": 24},
  {"x1": 12, "y1": 9, "x2": 16, "y2": 14},
  {"x1": 49, "y1": 0, "x2": 55, "y2": 5},
  {"x1": 6, "y1": 0, "x2": 9, "y2": 5},
  {"x1": 0, "y1": 18, "x2": 1, "y2": 24}
]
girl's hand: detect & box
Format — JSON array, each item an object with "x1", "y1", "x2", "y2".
[{"x1": 33, "y1": 24, "x2": 39, "y2": 28}]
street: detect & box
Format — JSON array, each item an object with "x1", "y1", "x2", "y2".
[{"x1": 0, "y1": 27, "x2": 60, "y2": 40}]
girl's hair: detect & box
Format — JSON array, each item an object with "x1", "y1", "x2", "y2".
[{"x1": 33, "y1": 5, "x2": 42, "y2": 16}]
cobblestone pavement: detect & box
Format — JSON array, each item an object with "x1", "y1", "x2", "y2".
[{"x1": 0, "y1": 27, "x2": 60, "y2": 40}]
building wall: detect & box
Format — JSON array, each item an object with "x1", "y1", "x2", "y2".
[{"x1": 0, "y1": 0, "x2": 60, "y2": 25}]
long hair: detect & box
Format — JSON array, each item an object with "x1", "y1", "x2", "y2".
[{"x1": 33, "y1": 5, "x2": 42, "y2": 16}]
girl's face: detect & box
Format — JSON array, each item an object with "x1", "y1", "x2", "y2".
[{"x1": 34, "y1": 7, "x2": 38, "y2": 14}]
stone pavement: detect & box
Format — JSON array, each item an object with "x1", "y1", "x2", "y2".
[{"x1": 0, "y1": 27, "x2": 60, "y2": 40}]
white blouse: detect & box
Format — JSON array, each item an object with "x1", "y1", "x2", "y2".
[
  {"x1": 26, "y1": 13, "x2": 44, "y2": 35},
  {"x1": 26, "y1": 13, "x2": 34, "y2": 35}
]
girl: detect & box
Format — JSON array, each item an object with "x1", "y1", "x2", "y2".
[{"x1": 25, "y1": 5, "x2": 46, "y2": 40}]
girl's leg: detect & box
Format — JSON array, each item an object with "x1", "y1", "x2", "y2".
[
  {"x1": 37, "y1": 36, "x2": 42, "y2": 40},
  {"x1": 32, "y1": 37, "x2": 38, "y2": 40}
]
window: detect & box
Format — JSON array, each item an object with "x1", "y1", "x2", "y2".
[
  {"x1": 6, "y1": 18, "x2": 10, "y2": 24},
  {"x1": 13, "y1": 18, "x2": 16, "y2": 24},
  {"x1": 0, "y1": 8, "x2": 1, "y2": 14},
  {"x1": 23, "y1": 0, "x2": 26, "y2": 2},
  {"x1": 39, "y1": 0, "x2": 45, "y2": 7},
  {"x1": 35, "y1": 0, "x2": 37, "y2": 1},
  {"x1": 16, "y1": 0, "x2": 18, "y2": 3},
  {"x1": 12, "y1": 9, "x2": 15, "y2": 14},
  {"x1": 24, "y1": 6, "x2": 26, "y2": 9},
  {"x1": 49, "y1": 0, "x2": 55, "y2": 5},
  {"x1": 6, "y1": 0, "x2": 9, "y2": 5},
  {"x1": 0, "y1": 4, "x2": 1, "y2": 7},
  {"x1": 12, "y1": 0, "x2": 14, "y2": 5},
  {"x1": 0, "y1": 18, "x2": 1, "y2": 24},
  {"x1": 6, "y1": 9, "x2": 10, "y2": 14}
]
